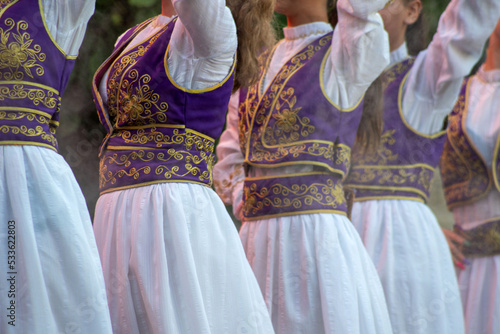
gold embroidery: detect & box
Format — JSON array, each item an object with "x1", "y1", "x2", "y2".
[
  {"x1": 213, "y1": 164, "x2": 244, "y2": 205},
  {"x1": 0, "y1": 19, "x2": 46, "y2": 80},
  {"x1": 0, "y1": 0, "x2": 16, "y2": 15},
  {"x1": 348, "y1": 166, "x2": 432, "y2": 192},
  {"x1": 0, "y1": 123, "x2": 56, "y2": 146},
  {"x1": 100, "y1": 148, "x2": 215, "y2": 189},
  {"x1": 335, "y1": 144, "x2": 352, "y2": 171},
  {"x1": 112, "y1": 127, "x2": 214, "y2": 151},
  {"x1": 107, "y1": 27, "x2": 167, "y2": 121},
  {"x1": 382, "y1": 58, "x2": 415, "y2": 89},
  {"x1": 243, "y1": 35, "x2": 336, "y2": 164},
  {"x1": 441, "y1": 83, "x2": 491, "y2": 208},
  {"x1": 483, "y1": 228, "x2": 500, "y2": 253},
  {"x1": 116, "y1": 70, "x2": 169, "y2": 126},
  {"x1": 460, "y1": 221, "x2": 500, "y2": 257},
  {"x1": 243, "y1": 175, "x2": 346, "y2": 217},
  {"x1": 263, "y1": 87, "x2": 314, "y2": 145},
  {"x1": 0, "y1": 84, "x2": 58, "y2": 109},
  {"x1": 0, "y1": 110, "x2": 51, "y2": 124}
]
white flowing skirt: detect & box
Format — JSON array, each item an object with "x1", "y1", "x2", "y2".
[
  {"x1": 351, "y1": 199, "x2": 464, "y2": 334},
  {"x1": 0, "y1": 146, "x2": 112, "y2": 333},
  {"x1": 93, "y1": 183, "x2": 274, "y2": 334},
  {"x1": 239, "y1": 213, "x2": 393, "y2": 334},
  {"x1": 452, "y1": 192, "x2": 500, "y2": 334},
  {"x1": 457, "y1": 255, "x2": 500, "y2": 334}
]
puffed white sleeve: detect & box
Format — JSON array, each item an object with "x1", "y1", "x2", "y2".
[
  {"x1": 42, "y1": 0, "x2": 95, "y2": 56},
  {"x1": 323, "y1": 0, "x2": 390, "y2": 109},
  {"x1": 213, "y1": 92, "x2": 246, "y2": 220},
  {"x1": 402, "y1": 0, "x2": 500, "y2": 135},
  {"x1": 170, "y1": 0, "x2": 237, "y2": 59}
]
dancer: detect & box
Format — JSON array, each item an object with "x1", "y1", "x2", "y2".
[
  {"x1": 92, "y1": 0, "x2": 276, "y2": 332},
  {"x1": 344, "y1": 0, "x2": 500, "y2": 333},
  {"x1": 440, "y1": 20, "x2": 500, "y2": 334},
  {"x1": 0, "y1": 0, "x2": 112, "y2": 333},
  {"x1": 214, "y1": 0, "x2": 393, "y2": 333}
]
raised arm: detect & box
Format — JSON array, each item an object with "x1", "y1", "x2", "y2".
[
  {"x1": 171, "y1": 0, "x2": 237, "y2": 59},
  {"x1": 213, "y1": 93, "x2": 246, "y2": 220},
  {"x1": 42, "y1": 0, "x2": 95, "y2": 56},
  {"x1": 325, "y1": 0, "x2": 390, "y2": 109},
  {"x1": 402, "y1": 0, "x2": 500, "y2": 134}
]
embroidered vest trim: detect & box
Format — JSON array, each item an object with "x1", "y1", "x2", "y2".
[
  {"x1": 94, "y1": 17, "x2": 235, "y2": 194},
  {"x1": 346, "y1": 58, "x2": 446, "y2": 203},
  {"x1": 0, "y1": 0, "x2": 76, "y2": 151},
  {"x1": 440, "y1": 78, "x2": 495, "y2": 208},
  {"x1": 239, "y1": 33, "x2": 363, "y2": 179},
  {"x1": 242, "y1": 172, "x2": 347, "y2": 221}
]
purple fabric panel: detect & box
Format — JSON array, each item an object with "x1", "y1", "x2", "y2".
[
  {"x1": 346, "y1": 58, "x2": 446, "y2": 202},
  {"x1": 456, "y1": 220, "x2": 500, "y2": 257},
  {"x1": 242, "y1": 173, "x2": 347, "y2": 219},
  {"x1": 439, "y1": 77, "x2": 491, "y2": 208},
  {"x1": 239, "y1": 32, "x2": 363, "y2": 177},
  {"x1": 95, "y1": 18, "x2": 234, "y2": 193},
  {"x1": 0, "y1": 0, "x2": 76, "y2": 150}
]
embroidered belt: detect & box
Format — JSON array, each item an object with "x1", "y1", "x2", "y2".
[
  {"x1": 242, "y1": 172, "x2": 347, "y2": 221},
  {"x1": 347, "y1": 165, "x2": 435, "y2": 203},
  {"x1": 0, "y1": 82, "x2": 61, "y2": 150},
  {"x1": 99, "y1": 127, "x2": 216, "y2": 194},
  {"x1": 457, "y1": 220, "x2": 500, "y2": 257},
  {"x1": 0, "y1": 110, "x2": 58, "y2": 150}
]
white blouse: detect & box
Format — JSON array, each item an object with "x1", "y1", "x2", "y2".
[
  {"x1": 451, "y1": 65, "x2": 500, "y2": 228},
  {"x1": 396, "y1": 0, "x2": 500, "y2": 135},
  {"x1": 214, "y1": 0, "x2": 391, "y2": 218},
  {"x1": 98, "y1": 0, "x2": 237, "y2": 106},
  {"x1": 42, "y1": 0, "x2": 95, "y2": 56}
]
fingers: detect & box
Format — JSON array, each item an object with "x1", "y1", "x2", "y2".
[
  {"x1": 453, "y1": 224, "x2": 471, "y2": 241},
  {"x1": 449, "y1": 239, "x2": 465, "y2": 266},
  {"x1": 442, "y1": 228, "x2": 470, "y2": 270}
]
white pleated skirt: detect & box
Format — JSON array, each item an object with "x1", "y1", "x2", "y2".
[
  {"x1": 452, "y1": 199, "x2": 500, "y2": 334},
  {"x1": 351, "y1": 199, "x2": 465, "y2": 334},
  {"x1": 457, "y1": 254, "x2": 500, "y2": 334},
  {"x1": 239, "y1": 212, "x2": 393, "y2": 334},
  {"x1": 0, "y1": 146, "x2": 112, "y2": 333},
  {"x1": 93, "y1": 182, "x2": 274, "y2": 334}
]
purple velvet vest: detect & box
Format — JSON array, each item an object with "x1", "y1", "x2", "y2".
[
  {"x1": 93, "y1": 18, "x2": 234, "y2": 195},
  {"x1": 439, "y1": 77, "x2": 500, "y2": 209},
  {"x1": 345, "y1": 58, "x2": 447, "y2": 203},
  {"x1": 0, "y1": 0, "x2": 76, "y2": 151},
  {"x1": 239, "y1": 33, "x2": 364, "y2": 220}
]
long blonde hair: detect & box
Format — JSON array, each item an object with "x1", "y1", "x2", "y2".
[{"x1": 227, "y1": 0, "x2": 277, "y2": 91}]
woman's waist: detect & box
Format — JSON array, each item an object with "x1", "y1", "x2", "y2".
[
  {"x1": 99, "y1": 145, "x2": 216, "y2": 195},
  {"x1": 242, "y1": 166, "x2": 348, "y2": 221}
]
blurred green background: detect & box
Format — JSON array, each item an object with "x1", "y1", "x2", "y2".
[{"x1": 60, "y1": 0, "x2": 452, "y2": 222}]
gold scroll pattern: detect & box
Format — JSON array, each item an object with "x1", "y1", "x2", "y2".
[
  {"x1": 112, "y1": 128, "x2": 214, "y2": 152},
  {"x1": 381, "y1": 57, "x2": 415, "y2": 89},
  {"x1": 0, "y1": 111, "x2": 56, "y2": 146},
  {"x1": 100, "y1": 129, "x2": 216, "y2": 190},
  {"x1": 0, "y1": 19, "x2": 46, "y2": 80},
  {"x1": 100, "y1": 149, "x2": 214, "y2": 189},
  {"x1": 243, "y1": 34, "x2": 334, "y2": 163},
  {"x1": 107, "y1": 25, "x2": 169, "y2": 124},
  {"x1": 243, "y1": 176, "x2": 346, "y2": 218},
  {"x1": 0, "y1": 84, "x2": 58, "y2": 109},
  {"x1": 441, "y1": 93, "x2": 490, "y2": 207}
]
